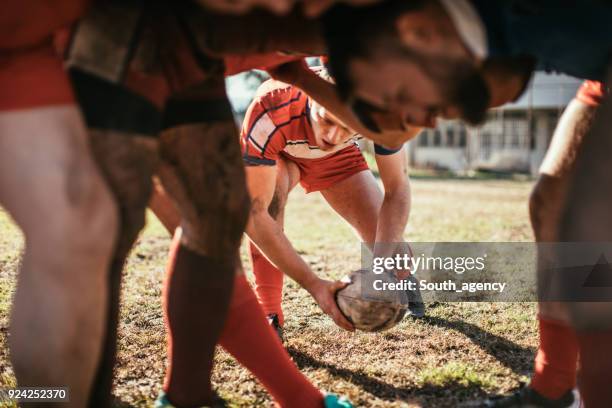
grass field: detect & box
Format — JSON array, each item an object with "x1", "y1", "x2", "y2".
[{"x1": 0, "y1": 177, "x2": 537, "y2": 407}]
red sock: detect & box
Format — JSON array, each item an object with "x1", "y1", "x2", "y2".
[
  {"x1": 250, "y1": 242, "x2": 285, "y2": 325},
  {"x1": 163, "y1": 230, "x2": 234, "y2": 407},
  {"x1": 577, "y1": 330, "x2": 612, "y2": 408},
  {"x1": 530, "y1": 317, "x2": 579, "y2": 399},
  {"x1": 219, "y1": 275, "x2": 323, "y2": 408}
]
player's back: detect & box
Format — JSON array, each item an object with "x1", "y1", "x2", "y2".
[{"x1": 253, "y1": 79, "x2": 309, "y2": 128}]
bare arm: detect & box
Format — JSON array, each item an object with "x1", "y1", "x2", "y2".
[
  {"x1": 192, "y1": 10, "x2": 325, "y2": 57},
  {"x1": 245, "y1": 165, "x2": 317, "y2": 288},
  {"x1": 245, "y1": 164, "x2": 354, "y2": 330},
  {"x1": 374, "y1": 148, "x2": 411, "y2": 244},
  {"x1": 268, "y1": 61, "x2": 421, "y2": 148},
  {"x1": 373, "y1": 148, "x2": 412, "y2": 278}
]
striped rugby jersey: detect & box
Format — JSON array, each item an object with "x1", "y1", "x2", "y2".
[{"x1": 240, "y1": 79, "x2": 361, "y2": 166}]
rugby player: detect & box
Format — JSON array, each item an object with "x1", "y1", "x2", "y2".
[
  {"x1": 553, "y1": 81, "x2": 612, "y2": 408},
  {"x1": 61, "y1": 4, "x2": 319, "y2": 405},
  {"x1": 486, "y1": 82, "x2": 607, "y2": 407},
  {"x1": 1, "y1": 3, "x2": 119, "y2": 407},
  {"x1": 148, "y1": 55, "x2": 420, "y2": 407},
  {"x1": 60, "y1": 2, "x2": 389, "y2": 405},
  {"x1": 241, "y1": 69, "x2": 423, "y2": 337}
]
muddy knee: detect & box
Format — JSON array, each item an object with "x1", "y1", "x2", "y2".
[
  {"x1": 90, "y1": 131, "x2": 159, "y2": 254},
  {"x1": 158, "y1": 122, "x2": 250, "y2": 257}
]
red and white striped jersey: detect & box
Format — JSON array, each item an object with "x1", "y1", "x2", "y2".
[{"x1": 240, "y1": 79, "x2": 359, "y2": 165}]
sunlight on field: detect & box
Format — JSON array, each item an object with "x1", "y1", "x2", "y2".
[{"x1": 0, "y1": 178, "x2": 536, "y2": 407}]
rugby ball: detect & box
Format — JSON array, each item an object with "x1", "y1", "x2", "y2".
[{"x1": 336, "y1": 269, "x2": 408, "y2": 332}]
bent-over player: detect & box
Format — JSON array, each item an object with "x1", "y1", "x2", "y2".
[{"x1": 242, "y1": 71, "x2": 423, "y2": 337}]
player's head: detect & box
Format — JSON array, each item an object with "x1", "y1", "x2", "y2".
[
  {"x1": 309, "y1": 98, "x2": 357, "y2": 150},
  {"x1": 308, "y1": 67, "x2": 358, "y2": 150},
  {"x1": 322, "y1": 0, "x2": 490, "y2": 128}
]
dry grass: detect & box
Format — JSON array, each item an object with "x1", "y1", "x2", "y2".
[{"x1": 0, "y1": 178, "x2": 537, "y2": 407}]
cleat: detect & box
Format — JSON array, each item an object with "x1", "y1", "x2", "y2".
[
  {"x1": 154, "y1": 392, "x2": 227, "y2": 408},
  {"x1": 404, "y1": 275, "x2": 426, "y2": 318},
  {"x1": 407, "y1": 300, "x2": 426, "y2": 318},
  {"x1": 323, "y1": 393, "x2": 354, "y2": 408},
  {"x1": 482, "y1": 384, "x2": 579, "y2": 408},
  {"x1": 267, "y1": 313, "x2": 284, "y2": 342}
]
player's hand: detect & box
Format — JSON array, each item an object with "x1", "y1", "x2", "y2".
[
  {"x1": 307, "y1": 278, "x2": 355, "y2": 331},
  {"x1": 394, "y1": 242, "x2": 414, "y2": 280},
  {"x1": 195, "y1": 0, "x2": 295, "y2": 15}
]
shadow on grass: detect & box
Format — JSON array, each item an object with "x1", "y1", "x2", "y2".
[
  {"x1": 422, "y1": 315, "x2": 534, "y2": 375},
  {"x1": 287, "y1": 346, "x2": 488, "y2": 404}
]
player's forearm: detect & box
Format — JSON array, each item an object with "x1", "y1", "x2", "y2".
[
  {"x1": 376, "y1": 190, "x2": 410, "y2": 243},
  {"x1": 246, "y1": 211, "x2": 320, "y2": 289},
  {"x1": 193, "y1": 9, "x2": 325, "y2": 57},
  {"x1": 296, "y1": 71, "x2": 370, "y2": 135},
  {"x1": 373, "y1": 189, "x2": 411, "y2": 278}
]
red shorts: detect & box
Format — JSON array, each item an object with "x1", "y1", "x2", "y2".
[
  {"x1": 65, "y1": 2, "x2": 234, "y2": 133},
  {"x1": 284, "y1": 145, "x2": 369, "y2": 193},
  {"x1": 576, "y1": 81, "x2": 608, "y2": 107}
]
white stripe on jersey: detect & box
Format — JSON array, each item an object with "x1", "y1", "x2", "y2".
[
  {"x1": 283, "y1": 138, "x2": 361, "y2": 160},
  {"x1": 248, "y1": 113, "x2": 276, "y2": 153}
]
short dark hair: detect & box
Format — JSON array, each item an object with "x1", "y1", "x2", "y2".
[{"x1": 321, "y1": 0, "x2": 427, "y2": 100}]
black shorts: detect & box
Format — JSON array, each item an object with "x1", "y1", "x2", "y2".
[{"x1": 66, "y1": 0, "x2": 233, "y2": 135}]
